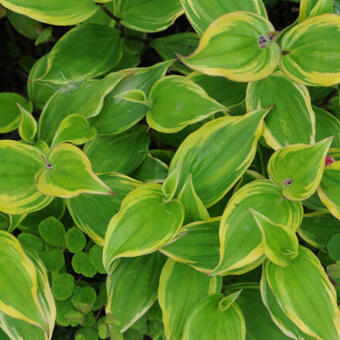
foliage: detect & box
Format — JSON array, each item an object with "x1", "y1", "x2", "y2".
[{"x1": 0, "y1": 0, "x2": 339, "y2": 339}]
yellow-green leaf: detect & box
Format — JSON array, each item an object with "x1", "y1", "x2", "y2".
[
  {"x1": 158, "y1": 260, "x2": 221, "y2": 340},
  {"x1": 180, "y1": 0, "x2": 267, "y2": 35},
  {"x1": 51, "y1": 114, "x2": 97, "y2": 147},
  {"x1": 169, "y1": 108, "x2": 270, "y2": 207},
  {"x1": 264, "y1": 246, "x2": 340, "y2": 339},
  {"x1": 35, "y1": 24, "x2": 123, "y2": 84},
  {"x1": 0, "y1": 92, "x2": 32, "y2": 133},
  {"x1": 18, "y1": 104, "x2": 37, "y2": 144},
  {"x1": 298, "y1": 0, "x2": 334, "y2": 23},
  {"x1": 162, "y1": 163, "x2": 182, "y2": 202},
  {"x1": 66, "y1": 172, "x2": 140, "y2": 246},
  {"x1": 35, "y1": 143, "x2": 113, "y2": 198},
  {"x1": 103, "y1": 184, "x2": 184, "y2": 271},
  {"x1": 0, "y1": 0, "x2": 98, "y2": 25},
  {"x1": 318, "y1": 161, "x2": 340, "y2": 220},
  {"x1": 280, "y1": 14, "x2": 340, "y2": 86},
  {"x1": 215, "y1": 180, "x2": 303, "y2": 276},
  {"x1": 161, "y1": 218, "x2": 220, "y2": 274},
  {"x1": 112, "y1": 0, "x2": 183, "y2": 32},
  {"x1": 0, "y1": 140, "x2": 52, "y2": 215},
  {"x1": 181, "y1": 12, "x2": 280, "y2": 82},
  {"x1": 267, "y1": 138, "x2": 332, "y2": 201},
  {"x1": 146, "y1": 75, "x2": 226, "y2": 133},
  {"x1": 250, "y1": 209, "x2": 299, "y2": 267},
  {"x1": 246, "y1": 70, "x2": 315, "y2": 149},
  {"x1": 183, "y1": 293, "x2": 245, "y2": 340},
  {"x1": 106, "y1": 253, "x2": 165, "y2": 332}
]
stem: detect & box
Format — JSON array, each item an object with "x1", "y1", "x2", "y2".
[{"x1": 320, "y1": 88, "x2": 338, "y2": 106}]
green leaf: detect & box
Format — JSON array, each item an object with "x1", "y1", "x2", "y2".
[
  {"x1": 162, "y1": 163, "x2": 182, "y2": 202},
  {"x1": 90, "y1": 61, "x2": 172, "y2": 135},
  {"x1": 181, "y1": 0, "x2": 267, "y2": 35},
  {"x1": 17, "y1": 233, "x2": 44, "y2": 253},
  {"x1": 318, "y1": 161, "x2": 340, "y2": 220},
  {"x1": 314, "y1": 106, "x2": 340, "y2": 148},
  {"x1": 103, "y1": 183, "x2": 184, "y2": 270},
  {"x1": 51, "y1": 114, "x2": 97, "y2": 147},
  {"x1": 18, "y1": 104, "x2": 37, "y2": 143},
  {"x1": 39, "y1": 248, "x2": 65, "y2": 272},
  {"x1": 0, "y1": 0, "x2": 98, "y2": 25},
  {"x1": 298, "y1": 0, "x2": 334, "y2": 22},
  {"x1": 112, "y1": 0, "x2": 182, "y2": 32},
  {"x1": 35, "y1": 27, "x2": 52, "y2": 46},
  {"x1": 106, "y1": 253, "x2": 166, "y2": 332},
  {"x1": 151, "y1": 33, "x2": 199, "y2": 74},
  {"x1": 34, "y1": 24, "x2": 123, "y2": 84},
  {"x1": 0, "y1": 140, "x2": 52, "y2": 214},
  {"x1": 158, "y1": 260, "x2": 221, "y2": 340},
  {"x1": 116, "y1": 89, "x2": 148, "y2": 104},
  {"x1": 177, "y1": 175, "x2": 210, "y2": 224},
  {"x1": 188, "y1": 72, "x2": 247, "y2": 109},
  {"x1": 65, "y1": 227, "x2": 86, "y2": 253},
  {"x1": 38, "y1": 72, "x2": 125, "y2": 144},
  {"x1": 225, "y1": 283, "x2": 292, "y2": 340},
  {"x1": 298, "y1": 212, "x2": 340, "y2": 249},
  {"x1": 146, "y1": 75, "x2": 226, "y2": 133},
  {"x1": 0, "y1": 232, "x2": 54, "y2": 335},
  {"x1": 246, "y1": 70, "x2": 315, "y2": 149},
  {"x1": 0, "y1": 92, "x2": 32, "y2": 133},
  {"x1": 280, "y1": 14, "x2": 340, "y2": 86},
  {"x1": 168, "y1": 108, "x2": 270, "y2": 207},
  {"x1": 183, "y1": 293, "x2": 245, "y2": 340},
  {"x1": 131, "y1": 154, "x2": 168, "y2": 183},
  {"x1": 67, "y1": 172, "x2": 140, "y2": 246},
  {"x1": 327, "y1": 233, "x2": 340, "y2": 260},
  {"x1": 38, "y1": 216, "x2": 65, "y2": 247},
  {"x1": 72, "y1": 286, "x2": 96, "y2": 314},
  {"x1": 89, "y1": 245, "x2": 106, "y2": 274},
  {"x1": 161, "y1": 218, "x2": 220, "y2": 273},
  {"x1": 71, "y1": 253, "x2": 97, "y2": 278},
  {"x1": 250, "y1": 209, "x2": 299, "y2": 266},
  {"x1": 215, "y1": 180, "x2": 303, "y2": 276},
  {"x1": 7, "y1": 10, "x2": 42, "y2": 39},
  {"x1": 35, "y1": 143, "x2": 114, "y2": 198},
  {"x1": 263, "y1": 246, "x2": 340, "y2": 339},
  {"x1": 181, "y1": 12, "x2": 280, "y2": 82},
  {"x1": 84, "y1": 125, "x2": 150, "y2": 174},
  {"x1": 267, "y1": 138, "x2": 333, "y2": 201},
  {"x1": 52, "y1": 273, "x2": 75, "y2": 301}
]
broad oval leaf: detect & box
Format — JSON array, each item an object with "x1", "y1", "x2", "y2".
[
  {"x1": 84, "y1": 125, "x2": 150, "y2": 174},
  {"x1": 161, "y1": 218, "x2": 220, "y2": 274},
  {"x1": 112, "y1": 0, "x2": 183, "y2": 32},
  {"x1": 38, "y1": 72, "x2": 125, "y2": 144},
  {"x1": 298, "y1": 212, "x2": 340, "y2": 249},
  {"x1": 18, "y1": 104, "x2": 37, "y2": 144},
  {"x1": 0, "y1": 232, "x2": 54, "y2": 335},
  {"x1": 103, "y1": 184, "x2": 184, "y2": 271},
  {"x1": 35, "y1": 24, "x2": 123, "y2": 84},
  {"x1": 215, "y1": 180, "x2": 303, "y2": 276},
  {"x1": 225, "y1": 283, "x2": 292, "y2": 340},
  {"x1": 250, "y1": 209, "x2": 299, "y2": 267},
  {"x1": 264, "y1": 246, "x2": 340, "y2": 339},
  {"x1": 106, "y1": 253, "x2": 166, "y2": 332},
  {"x1": 180, "y1": 0, "x2": 267, "y2": 35},
  {"x1": 183, "y1": 293, "x2": 245, "y2": 340},
  {"x1": 0, "y1": 92, "x2": 32, "y2": 133},
  {"x1": 90, "y1": 61, "x2": 171, "y2": 135},
  {"x1": 35, "y1": 143, "x2": 113, "y2": 198},
  {"x1": 146, "y1": 75, "x2": 226, "y2": 133},
  {"x1": 158, "y1": 260, "x2": 221, "y2": 340},
  {"x1": 181, "y1": 12, "x2": 280, "y2": 82},
  {"x1": 51, "y1": 114, "x2": 96, "y2": 147},
  {"x1": 169, "y1": 108, "x2": 270, "y2": 207},
  {"x1": 267, "y1": 138, "x2": 332, "y2": 201},
  {"x1": 246, "y1": 71, "x2": 315, "y2": 149},
  {"x1": 280, "y1": 14, "x2": 340, "y2": 86},
  {"x1": 0, "y1": 0, "x2": 98, "y2": 25},
  {"x1": 0, "y1": 140, "x2": 52, "y2": 215},
  {"x1": 66, "y1": 172, "x2": 140, "y2": 246},
  {"x1": 314, "y1": 106, "x2": 340, "y2": 148},
  {"x1": 318, "y1": 161, "x2": 340, "y2": 220}
]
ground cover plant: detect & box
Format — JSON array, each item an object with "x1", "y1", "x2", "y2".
[{"x1": 0, "y1": 0, "x2": 340, "y2": 339}]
